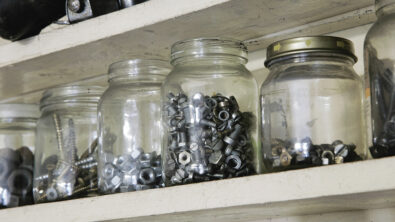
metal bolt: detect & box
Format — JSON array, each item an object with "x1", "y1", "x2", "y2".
[
  {"x1": 208, "y1": 151, "x2": 224, "y2": 165},
  {"x1": 200, "y1": 119, "x2": 216, "y2": 128},
  {"x1": 68, "y1": 0, "x2": 83, "y2": 13},
  {"x1": 334, "y1": 144, "x2": 349, "y2": 158}
]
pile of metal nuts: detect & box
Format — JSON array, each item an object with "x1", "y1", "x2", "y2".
[
  {"x1": 0, "y1": 147, "x2": 34, "y2": 208},
  {"x1": 34, "y1": 138, "x2": 98, "y2": 202},
  {"x1": 164, "y1": 93, "x2": 254, "y2": 185},
  {"x1": 99, "y1": 150, "x2": 163, "y2": 193},
  {"x1": 269, "y1": 137, "x2": 362, "y2": 169}
]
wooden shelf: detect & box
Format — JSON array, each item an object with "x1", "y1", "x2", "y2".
[
  {"x1": 0, "y1": 0, "x2": 375, "y2": 103},
  {"x1": 1, "y1": 157, "x2": 395, "y2": 222}
]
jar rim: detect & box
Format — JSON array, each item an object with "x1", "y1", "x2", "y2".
[
  {"x1": 108, "y1": 59, "x2": 171, "y2": 81},
  {"x1": 0, "y1": 104, "x2": 39, "y2": 119},
  {"x1": 170, "y1": 37, "x2": 248, "y2": 64},
  {"x1": 265, "y1": 36, "x2": 357, "y2": 67},
  {"x1": 40, "y1": 85, "x2": 105, "y2": 110},
  {"x1": 375, "y1": 0, "x2": 395, "y2": 13}
]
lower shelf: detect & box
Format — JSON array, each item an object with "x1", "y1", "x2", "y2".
[{"x1": 1, "y1": 157, "x2": 395, "y2": 222}]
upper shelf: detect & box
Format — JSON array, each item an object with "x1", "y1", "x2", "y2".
[
  {"x1": 1, "y1": 157, "x2": 395, "y2": 222},
  {"x1": 0, "y1": 0, "x2": 375, "y2": 103}
]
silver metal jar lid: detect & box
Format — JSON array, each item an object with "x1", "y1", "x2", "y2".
[{"x1": 265, "y1": 36, "x2": 357, "y2": 67}]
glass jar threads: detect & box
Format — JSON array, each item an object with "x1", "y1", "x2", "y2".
[
  {"x1": 33, "y1": 86, "x2": 104, "y2": 203},
  {"x1": 162, "y1": 37, "x2": 260, "y2": 186},
  {"x1": 365, "y1": 0, "x2": 395, "y2": 158},
  {"x1": 98, "y1": 59, "x2": 170, "y2": 194},
  {"x1": 261, "y1": 36, "x2": 367, "y2": 172},
  {"x1": 0, "y1": 104, "x2": 39, "y2": 208}
]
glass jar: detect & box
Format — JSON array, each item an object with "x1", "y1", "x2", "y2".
[
  {"x1": 33, "y1": 85, "x2": 104, "y2": 203},
  {"x1": 365, "y1": 0, "x2": 395, "y2": 158},
  {"x1": 0, "y1": 104, "x2": 39, "y2": 208},
  {"x1": 261, "y1": 36, "x2": 367, "y2": 172},
  {"x1": 98, "y1": 59, "x2": 170, "y2": 194},
  {"x1": 162, "y1": 37, "x2": 260, "y2": 186}
]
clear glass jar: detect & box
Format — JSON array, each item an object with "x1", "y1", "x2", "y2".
[
  {"x1": 365, "y1": 0, "x2": 395, "y2": 158},
  {"x1": 162, "y1": 38, "x2": 260, "y2": 186},
  {"x1": 33, "y1": 86, "x2": 104, "y2": 203},
  {"x1": 261, "y1": 36, "x2": 367, "y2": 172},
  {"x1": 0, "y1": 104, "x2": 39, "y2": 208},
  {"x1": 98, "y1": 59, "x2": 170, "y2": 194}
]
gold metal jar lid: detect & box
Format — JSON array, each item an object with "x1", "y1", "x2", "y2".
[{"x1": 265, "y1": 36, "x2": 357, "y2": 67}]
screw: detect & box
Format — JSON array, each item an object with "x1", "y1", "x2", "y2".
[
  {"x1": 76, "y1": 156, "x2": 95, "y2": 166},
  {"x1": 53, "y1": 113, "x2": 64, "y2": 154}
]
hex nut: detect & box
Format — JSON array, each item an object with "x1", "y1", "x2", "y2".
[
  {"x1": 218, "y1": 110, "x2": 230, "y2": 121},
  {"x1": 122, "y1": 172, "x2": 138, "y2": 186},
  {"x1": 111, "y1": 175, "x2": 122, "y2": 188},
  {"x1": 335, "y1": 156, "x2": 344, "y2": 164},
  {"x1": 46, "y1": 187, "x2": 58, "y2": 201},
  {"x1": 131, "y1": 148, "x2": 143, "y2": 160},
  {"x1": 280, "y1": 151, "x2": 292, "y2": 167},
  {"x1": 139, "y1": 153, "x2": 155, "y2": 168},
  {"x1": 101, "y1": 152, "x2": 114, "y2": 164},
  {"x1": 102, "y1": 163, "x2": 116, "y2": 180},
  {"x1": 138, "y1": 168, "x2": 156, "y2": 185},
  {"x1": 178, "y1": 151, "x2": 191, "y2": 165}
]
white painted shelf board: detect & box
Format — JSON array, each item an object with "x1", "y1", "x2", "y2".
[
  {"x1": 0, "y1": 0, "x2": 375, "y2": 102},
  {"x1": 1, "y1": 157, "x2": 395, "y2": 222}
]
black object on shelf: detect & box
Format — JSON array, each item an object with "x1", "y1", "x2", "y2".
[
  {"x1": 67, "y1": 0, "x2": 148, "y2": 24},
  {"x1": 0, "y1": 0, "x2": 65, "y2": 41}
]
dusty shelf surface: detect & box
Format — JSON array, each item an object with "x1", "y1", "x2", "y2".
[
  {"x1": 1, "y1": 157, "x2": 395, "y2": 222},
  {"x1": 0, "y1": 0, "x2": 375, "y2": 103}
]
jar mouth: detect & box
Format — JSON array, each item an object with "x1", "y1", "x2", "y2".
[
  {"x1": 265, "y1": 36, "x2": 357, "y2": 67},
  {"x1": 40, "y1": 85, "x2": 105, "y2": 110},
  {"x1": 108, "y1": 59, "x2": 171, "y2": 81},
  {"x1": 375, "y1": 0, "x2": 395, "y2": 13},
  {"x1": 170, "y1": 37, "x2": 248, "y2": 65},
  {"x1": 0, "y1": 104, "x2": 40, "y2": 119}
]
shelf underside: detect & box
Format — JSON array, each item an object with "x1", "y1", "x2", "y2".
[{"x1": 0, "y1": 0, "x2": 375, "y2": 103}]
